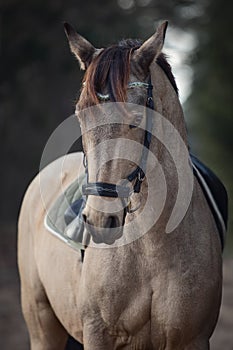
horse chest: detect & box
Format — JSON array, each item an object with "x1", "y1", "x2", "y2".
[{"x1": 78, "y1": 254, "x2": 153, "y2": 339}]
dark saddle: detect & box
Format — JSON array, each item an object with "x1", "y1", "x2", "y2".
[
  {"x1": 191, "y1": 155, "x2": 228, "y2": 249},
  {"x1": 65, "y1": 155, "x2": 228, "y2": 250}
]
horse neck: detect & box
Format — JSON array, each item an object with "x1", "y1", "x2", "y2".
[
  {"x1": 138, "y1": 63, "x2": 190, "y2": 225},
  {"x1": 149, "y1": 62, "x2": 188, "y2": 165},
  {"x1": 150, "y1": 61, "x2": 188, "y2": 145}
]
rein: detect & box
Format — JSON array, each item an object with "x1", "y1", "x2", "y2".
[{"x1": 82, "y1": 77, "x2": 154, "y2": 212}]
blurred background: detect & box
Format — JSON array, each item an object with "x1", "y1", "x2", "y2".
[{"x1": 0, "y1": 0, "x2": 232, "y2": 348}]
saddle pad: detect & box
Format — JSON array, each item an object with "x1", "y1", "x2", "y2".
[
  {"x1": 191, "y1": 155, "x2": 228, "y2": 250},
  {"x1": 44, "y1": 155, "x2": 228, "y2": 252},
  {"x1": 44, "y1": 174, "x2": 87, "y2": 251}
]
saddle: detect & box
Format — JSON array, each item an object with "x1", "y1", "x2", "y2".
[
  {"x1": 44, "y1": 174, "x2": 89, "y2": 251},
  {"x1": 45, "y1": 155, "x2": 228, "y2": 251},
  {"x1": 191, "y1": 155, "x2": 228, "y2": 249}
]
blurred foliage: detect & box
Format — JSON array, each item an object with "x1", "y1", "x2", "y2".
[
  {"x1": 0, "y1": 0, "x2": 232, "y2": 253},
  {"x1": 186, "y1": 0, "x2": 233, "y2": 254}
]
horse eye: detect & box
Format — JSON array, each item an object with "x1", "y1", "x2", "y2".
[
  {"x1": 129, "y1": 114, "x2": 142, "y2": 129},
  {"x1": 129, "y1": 124, "x2": 137, "y2": 129}
]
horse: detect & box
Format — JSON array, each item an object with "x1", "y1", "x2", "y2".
[{"x1": 18, "y1": 21, "x2": 223, "y2": 349}]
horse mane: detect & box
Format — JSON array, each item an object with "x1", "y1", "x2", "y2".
[
  {"x1": 156, "y1": 54, "x2": 178, "y2": 95},
  {"x1": 80, "y1": 38, "x2": 178, "y2": 107}
]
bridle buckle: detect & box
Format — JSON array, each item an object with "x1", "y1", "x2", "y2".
[{"x1": 137, "y1": 171, "x2": 145, "y2": 182}]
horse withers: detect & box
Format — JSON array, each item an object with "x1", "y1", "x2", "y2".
[{"x1": 18, "y1": 21, "x2": 223, "y2": 349}]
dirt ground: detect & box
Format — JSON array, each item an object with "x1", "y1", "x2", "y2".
[{"x1": 0, "y1": 224, "x2": 232, "y2": 349}]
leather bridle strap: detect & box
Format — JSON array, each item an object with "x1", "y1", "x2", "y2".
[
  {"x1": 82, "y1": 182, "x2": 132, "y2": 198},
  {"x1": 82, "y1": 76, "x2": 154, "y2": 199},
  {"x1": 127, "y1": 77, "x2": 154, "y2": 193}
]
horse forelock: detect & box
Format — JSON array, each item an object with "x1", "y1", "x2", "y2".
[
  {"x1": 78, "y1": 39, "x2": 178, "y2": 109},
  {"x1": 78, "y1": 39, "x2": 140, "y2": 108}
]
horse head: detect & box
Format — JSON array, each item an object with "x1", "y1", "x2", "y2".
[{"x1": 64, "y1": 22, "x2": 168, "y2": 245}]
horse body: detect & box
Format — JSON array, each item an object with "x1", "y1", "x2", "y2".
[
  {"x1": 18, "y1": 154, "x2": 222, "y2": 349},
  {"x1": 18, "y1": 22, "x2": 222, "y2": 350}
]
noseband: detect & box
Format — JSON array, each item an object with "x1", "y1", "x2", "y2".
[{"x1": 82, "y1": 77, "x2": 154, "y2": 213}]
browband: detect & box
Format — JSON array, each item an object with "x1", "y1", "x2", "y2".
[{"x1": 96, "y1": 82, "x2": 151, "y2": 101}]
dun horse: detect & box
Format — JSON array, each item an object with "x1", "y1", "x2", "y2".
[{"x1": 18, "y1": 22, "x2": 223, "y2": 349}]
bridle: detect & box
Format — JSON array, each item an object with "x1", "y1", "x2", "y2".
[{"x1": 82, "y1": 77, "x2": 154, "y2": 214}]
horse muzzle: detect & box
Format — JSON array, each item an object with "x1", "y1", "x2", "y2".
[{"x1": 82, "y1": 200, "x2": 126, "y2": 245}]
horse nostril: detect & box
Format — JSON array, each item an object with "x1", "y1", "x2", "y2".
[
  {"x1": 82, "y1": 213, "x2": 87, "y2": 223},
  {"x1": 82, "y1": 212, "x2": 121, "y2": 230},
  {"x1": 108, "y1": 216, "x2": 119, "y2": 229}
]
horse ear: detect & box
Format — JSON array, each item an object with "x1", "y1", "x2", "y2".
[
  {"x1": 64, "y1": 22, "x2": 97, "y2": 70},
  {"x1": 133, "y1": 21, "x2": 168, "y2": 73}
]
